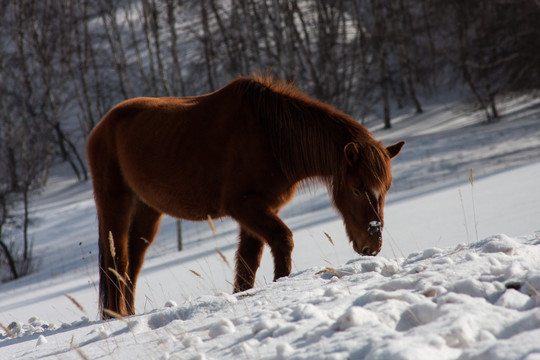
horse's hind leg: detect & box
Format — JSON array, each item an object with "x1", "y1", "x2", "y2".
[
  {"x1": 94, "y1": 176, "x2": 134, "y2": 319},
  {"x1": 234, "y1": 227, "x2": 265, "y2": 293},
  {"x1": 125, "y1": 199, "x2": 162, "y2": 315}
]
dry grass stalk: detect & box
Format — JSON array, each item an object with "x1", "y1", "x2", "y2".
[
  {"x1": 103, "y1": 309, "x2": 126, "y2": 321},
  {"x1": 108, "y1": 267, "x2": 127, "y2": 286},
  {"x1": 215, "y1": 247, "x2": 230, "y2": 267},
  {"x1": 405, "y1": 307, "x2": 421, "y2": 325},
  {"x1": 189, "y1": 269, "x2": 202, "y2": 278},
  {"x1": 207, "y1": 215, "x2": 216, "y2": 236},
  {"x1": 458, "y1": 189, "x2": 471, "y2": 244},
  {"x1": 108, "y1": 231, "x2": 116, "y2": 259},
  {"x1": 315, "y1": 267, "x2": 340, "y2": 277},
  {"x1": 0, "y1": 322, "x2": 15, "y2": 339},
  {"x1": 70, "y1": 335, "x2": 90, "y2": 360},
  {"x1": 525, "y1": 279, "x2": 540, "y2": 305},
  {"x1": 140, "y1": 237, "x2": 150, "y2": 245},
  {"x1": 324, "y1": 232, "x2": 335, "y2": 246},
  {"x1": 65, "y1": 294, "x2": 86, "y2": 314},
  {"x1": 469, "y1": 168, "x2": 480, "y2": 242}
]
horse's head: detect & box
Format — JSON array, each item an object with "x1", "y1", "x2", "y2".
[{"x1": 333, "y1": 140, "x2": 404, "y2": 256}]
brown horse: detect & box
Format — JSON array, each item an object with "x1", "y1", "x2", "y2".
[{"x1": 87, "y1": 75, "x2": 404, "y2": 319}]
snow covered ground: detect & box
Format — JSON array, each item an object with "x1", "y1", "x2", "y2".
[{"x1": 1, "y1": 94, "x2": 540, "y2": 359}]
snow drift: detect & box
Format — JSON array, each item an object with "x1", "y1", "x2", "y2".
[{"x1": 3, "y1": 234, "x2": 540, "y2": 360}]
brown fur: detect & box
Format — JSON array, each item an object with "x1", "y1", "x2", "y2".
[{"x1": 86, "y1": 75, "x2": 404, "y2": 319}]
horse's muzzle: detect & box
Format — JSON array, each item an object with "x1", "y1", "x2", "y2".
[{"x1": 352, "y1": 238, "x2": 382, "y2": 256}]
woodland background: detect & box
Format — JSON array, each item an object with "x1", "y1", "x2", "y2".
[{"x1": 1, "y1": 0, "x2": 539, "y2": 280}]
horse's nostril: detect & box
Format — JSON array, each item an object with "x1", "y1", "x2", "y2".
[{"x1": 368, "y1": 221, "x2": 382, "y2": 236}]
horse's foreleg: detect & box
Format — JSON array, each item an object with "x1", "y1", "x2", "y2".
[
  {"x1": 231, "y1": 200, "x2": 293, "y2": 288},
  {"x1": 125, "y1": 199, "x2": 162, "y2": 315},
  {"x1": 234, "y1": 228, "x2": 265, "y2": 293}
]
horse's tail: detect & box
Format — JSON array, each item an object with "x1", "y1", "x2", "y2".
[{"x1": 98, "y1": 230, "x2": 109, "y2": 319}]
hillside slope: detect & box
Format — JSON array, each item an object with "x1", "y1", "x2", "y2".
[{"x1": 1, "y1": 95, "x2": 540, "y2": 359}]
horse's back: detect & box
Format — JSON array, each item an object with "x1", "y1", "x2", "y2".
[{"x1": 88, "y1": 90, "x2": 289, "y2": 220}]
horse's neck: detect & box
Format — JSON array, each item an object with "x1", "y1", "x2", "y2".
[
  {"x1": 284, "y1": 124, "x2": 349, "y2": 185},
  {"x1": 255, "y1": 84, "x2": 362, "y2": 185}
]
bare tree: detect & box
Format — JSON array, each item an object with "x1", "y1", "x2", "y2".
[
  {"x1": 61, "y1": 0, "x2": 100, "y2": 136},
  {"x1": 0, "y1": 86, "x2": 51, "y2": 280},
  {"x1": 165, "y1": 0, "x2": 187, "y2": 96},
  {"x1": 199, "y1": 0, "x2": 217, "y2": 89},
  {"x1": 0, "y1": 192, "x2": 20, "y2": 281},
  {"x1": 1, "y1": 0, "x2": 539, "y2": 263},
  {"x1": 99, "y1": 0, "x2": 134, "y2": 99},
  {"x1": 6, "y1": 1, "x2": 87, "y2": 180}
]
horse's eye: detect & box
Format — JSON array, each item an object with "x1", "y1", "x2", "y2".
[{"x1": 352, "y1": 188, "x2": 360, "y2": 196}]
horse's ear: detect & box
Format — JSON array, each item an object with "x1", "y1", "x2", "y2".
[
  {"x1": 386, "y1": 141, "x2": 405, "y2": 159},
  {"x1": 344, "y1": 142, "x2": 360, "y2": 166}
]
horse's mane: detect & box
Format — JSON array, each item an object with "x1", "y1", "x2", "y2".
[{"x1": 229, "y1": 75, "x2": 392, "y2": 192}]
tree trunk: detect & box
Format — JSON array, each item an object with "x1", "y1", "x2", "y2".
[
  {"x1": 0, "y1": 196, "x2": 19, "y2": 279},
  {"x1": 177, "y1": 220, "x2": 183, "y2": 252},
  {"x1": 200, "y1": 1, "x2": 216, "y2": 90},
  {"x1": 23, "y1": 186, "x2": 29, "y2": 261},
  {"x1": 381, "y1": 50, "x2": 392, "y2": 129},
  {"x1": 0, "y1": 240, "x2": 19, "y2": 280},
  {"x1": 166, "y1": 0, "x2": 186, "y2": 96},
  {"x1": 148, "y1": 0, "x2": 172, "y2": 96}
]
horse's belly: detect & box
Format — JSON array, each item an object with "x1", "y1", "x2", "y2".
[{"x1": 134, "y1": 181, "x2": 225, "y2": 221}]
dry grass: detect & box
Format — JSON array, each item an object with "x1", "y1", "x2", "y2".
[
  {"x1": 469, "y1": 168, "x2": 479, "y2": 242},
  {"x1": 108, "y1": 267, "x2": 127, "y2": 286},
  {"x1": 458, "y1": 189, "x2": 471, "y2": 244},
  {"x1": 108, "y1": 231, "x2": 116, "y2": 259},
  {"x1": 207, "y1": 215, "x2": 216, "y2": 236},
  {"x1": 65, "y1": 294, "x2": 86, "y2": 315},
  {"x1": 102, "y1": 309, "x2": 126, "y2": 321},
  {"x1": 324, "y1": 232, "x2": 335, "y2": 246},
  {"x1": 315, "y1": 267, "x2": 340, "y2": 277},
  {"x1": 70, "y1": 335, "x2": 90, "y2": 360},
  {"x1": 215, "y1": 247, "x2": 231, "y2": 268},
  {"x1": 0, "y1": 322, "x2": 15, "y2": 339}
]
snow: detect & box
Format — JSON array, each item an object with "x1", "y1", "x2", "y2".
[
  {"x1": 1, "y1": 94, "x2": 540, "y2": 359},
  {"x1": 4, "y1": 235, "x2": 540, "y2": 359}
]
